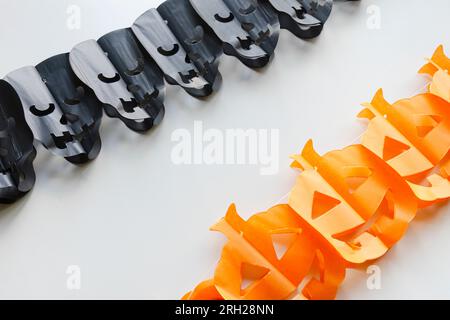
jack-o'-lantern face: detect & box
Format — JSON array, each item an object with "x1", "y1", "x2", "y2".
[
  {"x1": 4, "y1": 54, "x2": 103, "y2": 164},
  {"x1": 222, "y1": 0, "x2": 279, "y2": 54},
  {"x1": 0, "y1": 80, "x2": 36, "y2": 202},
  {"x1": 184, "y1": 204, "x2": 345, "y2": 300},
  {"x1": 98, "y1": 28, "x2": 166, "y2": 132},
  {"x1": 158, "y1": 0, "x2": 223, "y2": 87},
  {"x1": 132, "y1": 9, "x2": 213, "y2": 98},
  {"x1": 189, "y1": 0, "x2": 273, "y2": 68},
  {"x1": 70, "y1": 33, "x2": 165, "y2": 133},
  {"x1": 359, "y1": 89, "x2": 450, "y2": 206},
  {"x1": 289, "y1": 141, "x2": 417, "y2": 264}
]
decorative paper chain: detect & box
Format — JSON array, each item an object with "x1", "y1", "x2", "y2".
[
  {"x1": 0, "y1": 0, "x2": 352, "y2": 203},
  {"x1": 183, "y1": 45, "x2": 450, "y2": 300}
]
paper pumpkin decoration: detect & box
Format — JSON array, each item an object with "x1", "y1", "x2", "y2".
[
  {"x1": 289, "y1": 142, "x2": 417, "y2": 264},
  {"x1": 186, "y1": 46, "x2": 449, "y2": 300},
  {"x1": 359, "y1": 90, "x2": 450, "y2": 207},
  {"x1": 184, "y1": 204, "x2": 345, "y2": 300}
]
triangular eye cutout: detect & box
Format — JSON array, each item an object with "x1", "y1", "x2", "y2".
[
  {"x1": 414, "y1": 114, "x2": 443, "y2": 138},
  {"x1": 382, "y1": 136, "x2": 411, "y2": 161},
  {"x1": 416, "y1": 125, "x2": 434, "y2": 138},
  {"x1": 345, "y1": 176, "x2": 369, "y2": 194},
  {"x1": 240, "y1": 263, "x2": 269, "y2": 293},
  {"x1": 430, "y1": 114, "x2": 443, "y2": 124},
  {"x1": 311, "y1": 192, "x2": 341, "y2": 219},
  {"x1": 271, "y1": 231, "x2": 300, "y2": 260},
  {"x1": 343, "y1": 167, "x2": 372, "y2": 194}
]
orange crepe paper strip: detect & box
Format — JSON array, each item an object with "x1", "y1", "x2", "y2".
[
  {"x1": 419, "y1": 45, "x2": 450, "y2": 102},
  {"x1": 185, "y1": 45, "x2": 450, "y2": 300},
  {"x1": 359, "y1": 90, "x2": 450, "y2": 207}
]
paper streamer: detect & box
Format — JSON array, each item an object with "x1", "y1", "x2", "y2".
[{"x1": 184, "y1": 45, "x2": 450, "y2": 300}]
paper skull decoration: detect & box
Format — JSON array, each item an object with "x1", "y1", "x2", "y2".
[
  {"x1": 190, "y1": 0, "x2": 280, "y2": 68},
  {"x1": 4, "y1": 53, "x2": 103, "y2": 165},
  {"x1": 70, "y1": 29, "x2": 165, "y2": 133},
  {"x1": 0, "y1": 80, "x2": 36, "y2": 203}
]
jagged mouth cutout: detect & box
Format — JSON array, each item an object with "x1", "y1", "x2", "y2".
[{"x1": 51, "y1": 121, "x2": 98, "y2": 150}]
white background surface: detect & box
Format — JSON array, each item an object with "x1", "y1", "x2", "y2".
[{"x1": 0, "y1": 0, "x2": 449, "y2": 299}]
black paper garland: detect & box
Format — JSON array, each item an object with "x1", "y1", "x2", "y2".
[
  {"x1": 157, "y1": 0, "x2": 223, "y2": 88},
  {"x1": 71, "y1": 30, "x2": 165, "y2": 132},
  {"x1": 0, "y1": 80, "x2": 36, "y2": 203},
  {"x1": 0, "y1": 0, "x2": 357, "y2": 203},
  {"x1": 4, "y1": 55, "x2": 103, "y2": 165}
]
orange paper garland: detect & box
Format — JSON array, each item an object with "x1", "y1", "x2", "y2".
[{"x1": 184, "y1": 46, "x2": 450, "y2": 300}]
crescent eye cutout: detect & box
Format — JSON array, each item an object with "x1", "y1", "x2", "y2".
[
  {"x1": 64, "y1": 98, "x2": 81, "y2": 106},
  {"x1": 214, "y1": 12, "x2": 234, "y2": 23},
  {"x1": 127, "y1": 83, "x2": 141, "y2": 94},
  {"x1": 157, "y1": 44, "x2": 180, "y2": 56},
  {"x1": 125, "y1": 58, "x2": 145, "y2": 76},
  {"x1": 98, "y1": 73, "x2": 121, "y2": 83},
  {"x1": 30, "y1": 103, "x2": 56, "y2": 117}
]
